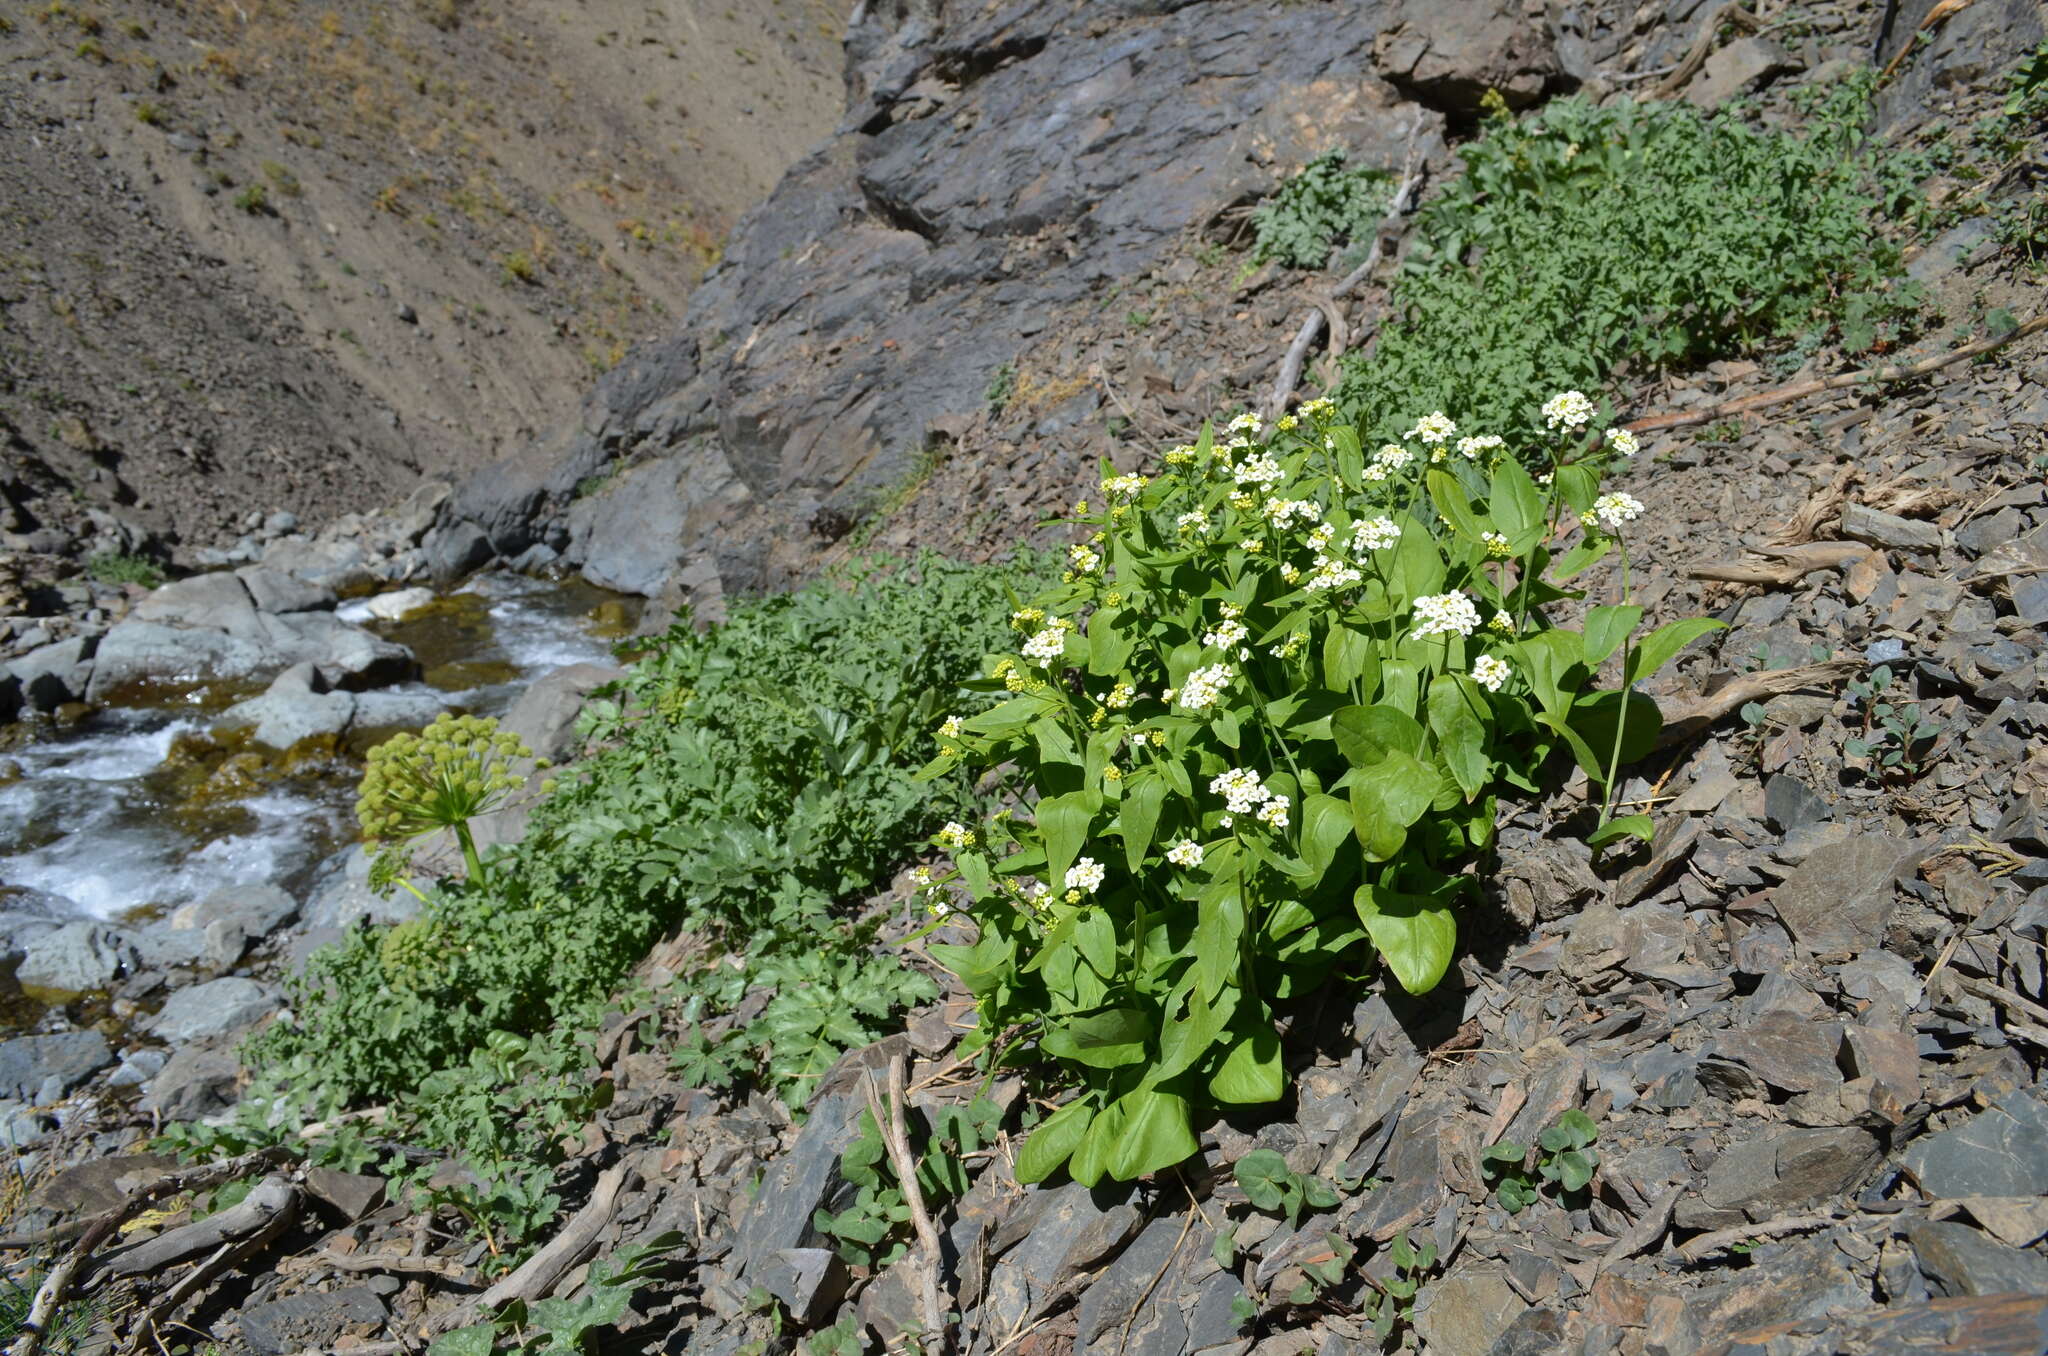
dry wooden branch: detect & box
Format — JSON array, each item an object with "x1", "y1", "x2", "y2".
[
  {"x1": 1655, "y1": 659, "x2": 1860, "y2": 748},
  {"x1": 126, "y1": 1181, "x2": 300, "y2": 1355},
  {"x1": 1262, "y1": 150, "x2": 1425, "y2": 421},
  {"x1": 94, "y1": 1176, "x2": 299, "y2": 1282},
  {"x1": 1676, "y1": 1210, "x2": 1839, "y2": 1262},
  {"x1": 1627, "y1": 315, "x2": 2048, "y2": 436},
  {"x1": 420, "y1": 1163, "x2": 640, "y2": 1339},
  {"x1": 1648, "y1": 3, "x2": 1760, "y2": 99},
  {"x1": 5, "y1": 1147, "x2": 293, "y2": 1356},
  {"x1": 865, "y1": 1055, "x2": 947, "y2": 1355},
  {"x1": 1880, "y1": 0, "x2": 1978, "y2": 80},
  {"x1": 285, "y1": 1247, "x2": 474, "y2": 1282},
  {"x1": 1686, "y1": 541, "x2": 1874, "y2": 586}
]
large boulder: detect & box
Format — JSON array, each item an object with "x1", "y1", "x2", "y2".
[
  {"x1": 221, "y1": 663, "x2": 356, "y2": 750},
  {"x1": 148, "y1": 978, "x2": 280, "y2": 1044},
  {"x1": 16, "y1": 921, "x2": 139, "y2": 994},
  {"x1": 448, "y1": 0, "x2": 1448, "y2": 604},
  {"x1": 0, "y1": 1031, "x2": 113, "y2": 1103},
  {"x1": 7, "y1": 635, "x2": 98, "y2": 711},
  {"x1": 1369, "y1": 0, "x2": 1569, "y2": 113}
]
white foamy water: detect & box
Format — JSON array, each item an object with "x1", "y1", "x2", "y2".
[{"x1": 448, "y1": 571, "x2": 623, "y2": 713}]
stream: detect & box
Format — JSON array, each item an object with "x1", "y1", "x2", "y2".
[{"x1": 0, "y1": 572, "x2": 631, "y2": 971}]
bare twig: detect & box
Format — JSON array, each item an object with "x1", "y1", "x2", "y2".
[
  {"x1": 1879, "y1": 0, "x2": 1978, "y2": 80},
  {"x1": 1655, "y1": 659, "x2": 1861, "y2": 748},
  {"x1": 1648, "y1": 3, "x2": 1760, "y2": 99},
  {"x1": 126, "y1": 1183, "x2": 300, "y2": 1355},
  {"x1": 865, "y1": 1056, "x2": 947, "y2": 1355},
  {"x1": 1685, "y1": 541, "x2": 1874, "y2": 587},
  {"x1": 1627, "y1": 316, "x2": 2048, "y2": 436},
  {"x1": 95, "y1": 1177, "x2": 299, "y2": 1282},
  {"x1": 287, "y1": 1248, "x2": 474, "y2": 1282},
  {"x1": 1263, "y1": 144, "x2": 1425, "y2": 421},
  {"x1": 1676, "y1": 1211, "x2": 1839, "y2": 1262}
]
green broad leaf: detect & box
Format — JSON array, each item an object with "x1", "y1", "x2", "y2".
[
  {"x1": 910, "y1": 752, "x2": 956, "y2": 784},
  {"x1": 1551, "y1": 1108, "x2": 1599, "y2": 1148},
  {"x1": 1514, "y1": 629, "x2": 1584, "y2": 717},
  {"x1": 1068, "y1": 1095, "x2": 1124, "y2": 1188},
  {"x1": 1234, "y1": 1149, "x2": 1293, "y2": 1212},
  {"x1": 1553, "y1": 1147, "x2": 1597, "y2": 1192},
  {"x1": 1088, "y1": 607, "x2": 1135, "y2": 676},
  {"x1": 1377, "y1": 658, "x2": 1421, "y2": 716},
  {"x1": 955, "y1": 850, "x2": 993, "y2": 899},
  {"x1": 427, "y1": 1327, "x2": 499, "y2": 1356},
  {"x1": 1355, "y1": 883, "x2": 1458, "y2": 994},
  {"x1": 1625, "y1": 617, "x2": 1726, "y2": 685},
  {"x1": 1213, "y1": 707, "x2": 1241, "y2": 751},
  {"x1": 1043, "y1": 1008, "x2": 1150, "y2": 1069},
  {"x1": 1582, "y1": 604, "x2": 1642, "y2": 667},
  {"x1": 1209, "y1": 1027, "x2": 1285, "y2": 1105},
  {"x1": 1348, "y1": 750, "x2": 1440, "y2": 861},
  {"x1": 964, "y1": 695, "x2": 1040, "y2": 738},
  {"x1": 1586, "y1": 814, "x2": 1654, "y2": 848},
  {"x1": 1426, "y1": 675, "x2": 1489, "y2": 802},
  {"x1": 1332, "y1": 704, "x2": 1426, "y2": 766},
  {"x1": 1194, "y1": 878, "x2": 1246, "y2": 1000},
  {"x1": 1036, "y1": 791, "x2": 1097, "y2": 895},
  {"x1": 1536, "y1": 709, "x2": 1608, "y2": 784},
  {"x1": 1264, "y1": 689, "x2": 1349, "y2": 739},
  {"x1": 1084, "y1": 726, "x2": 1120, "y2": 786},
  {"x1": 1329, "y1": 425, "x2": 1363, "y2": 486},
  {"x1": 1107, "y1": 1089, "x2": 1199, "y2": 1180},
  {"x1": 1550, "y1": 534, "x2": 1613, "y2": 581},
  {"x1": 1323, "y1": 624, "x2": 1377, "y2": 693},
  {"x1": 1426, "y1": 469, "x2": 1484, "y2": 541},
  {"x1": 1481, "y1": 1141, "x2": 1526, "y2": 1169},
  {"x1": 1385, "y1": 513, "x2": 1446, "y2": 602},
  {"x1": 1214, "y1": 1225, "x2": 1238, "y2": 1270},
  {"x1": 1554, "y1": 463, "x2": 1600, "y2": 515},
  {"x1": 1033, "y1": 717, "x2": 1082, "y2": 770},
  {"x1": 1566, "y1": 689, "x2": 1663, "y2": 777},
  {"x1": 1299, "y1": 793, "x2": 1354, "y2": 878},
  {"x1": 1117, "y1": 772, "x2": 1168, "y2": 875},
  {"x1": 1074, "y1": 908, "x2": 1117, "y2": 977},
  {"x1": 928, "y1": 930, "x2": 1015, "y2": 995},
  {"x1": 1015, "y1": 1097, "x2": 1094, "y2": 1184},
  {"x1": 1488, "y1": 458, "x2": 1545, "y2": 551},
  {"x1": 1153, "y1": 978, "x2": 1232, "y2": 1083}
]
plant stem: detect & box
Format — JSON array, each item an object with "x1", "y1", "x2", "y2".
[
  {"x1": 455, "y1": 819, "x2": 488, "y2": 888},
  {"x1": 1598, "y1": 538, "x2": 1634, "y2": 824}
]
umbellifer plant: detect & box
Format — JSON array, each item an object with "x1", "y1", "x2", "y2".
[
  {"x1": 918, "y1": 394, "x2": 1717, "y2": 1185},
  {"x1": 357, "y1": 712, "x2": 538, "y2": 899}
]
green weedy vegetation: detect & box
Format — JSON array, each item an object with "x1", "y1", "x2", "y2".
[
  {"x1": 84, "y1": 552, "x2": 163, "y2": 588},
  {"x1": 920, "y1": 402, "x2": 1717, "y2": 1185},
  {"x1": 1336, "y1": 83, "x2": 1924, "y2": 443},
  {"x1": 1250, "y1": 150, "x2": 1394, "y2": 270}
]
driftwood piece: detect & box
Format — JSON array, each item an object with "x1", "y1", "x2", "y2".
[
  {"x1": 5, "y1": 1147, "x2": 294, "y2": 1356},
  {"x1": 126, "y1": 1182, "x2": 301, "y2": 1355},
  {"x1": 865, "y1": 1054, "x2": 948, "y2": 1355},
  {"x1": 1626, "y1": 316, "x2": 2048, "y2": 436},
  {"x1": 94, "y1": 1175, "x2": 299, "y2": 1281},
  {"x1": 1655, "y1": 660, "x2": 1860, "y2": 748},
  {"x1": 1262, "y1": 150, "x2": 1425, "y2": 421},
  {"x1": 1648, "y1": 3, "x2": 1760, "y2": 99},
  {"x1": 1686, "y1": 541, "x2": 1874, "y2": 586}
]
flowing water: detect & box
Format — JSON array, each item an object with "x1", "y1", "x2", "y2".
[{"x1": 0, "y1": 572, "x2": 632, "y2": 933}]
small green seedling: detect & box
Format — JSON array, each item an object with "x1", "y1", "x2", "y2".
[
  {"x1": 1482, "y1": 1109, "x2": 1601, "y2": 1214},
  {"x1": 1234, "y1": 1149, "x2": 1342, "y2": 1228},
  {"x1": 1844, "y1": 664, "x2": 1943, "y2": 776}
]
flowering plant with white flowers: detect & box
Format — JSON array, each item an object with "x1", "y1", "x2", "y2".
[{"x1": 914, "y1": 396, "x2": 1718, "y2": 1187}]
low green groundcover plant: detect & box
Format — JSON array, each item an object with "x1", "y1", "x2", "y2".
[
  {"x1": 1250, "y1": 150, "x2": 1394, "y2": 270},
  {"x1": 1337, "y1": 83, "x2": 1923, "y2": 443},
  {"x1": 919, "y1": 397, "x2": 1717, "y2": 1185}
]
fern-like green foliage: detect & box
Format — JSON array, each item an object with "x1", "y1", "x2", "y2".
[
  {"x1": 1250, "y1": 151, "x2": 1394, "y2": 270},
  {"x1": 1337, "y1": 82, "x2": 1923, "y2": 444}
]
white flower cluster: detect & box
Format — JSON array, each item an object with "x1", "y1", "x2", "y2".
[
  {"x1": 1305, "y1": 554, "x2": 1362, "y2": 592},
  {"x1": 938, "y1": 716, "x2": 962, "y2": 738},
  {"x1": 1234, "y1": 453, "x2": 1283, "y2": 488},
  {"x1": 937, "y1": 821, "x2": 976, "y2": 850},
  {"x1": 1472, "y1": 654, "x2": 1512, "y2": 692},
  {"x1": 1353, "y1": 516, "x2": 1401, "y2": 552},
  {"x1": 1481, "y1": 530, "x2": 1513, "y2": 558},
  {"x1": 1412, "y1": 590, "x2": 1481, "y2": 639},
  {"x1": 1100, "y1": 472, "x2": 1149, "y2": 500},
  {"x1": 1258, "y1": 796, "x2": 1291, "y2": 829},
  {"x1": 1299, "y1": 397, "x2": 1337, "y2": 421},
  {"x1": 1227, "y1": 411, "x2": 1262, "y2": 435},
  {"x1": 1068, "y1": 542, "x2": 1101, "y2": 574},
  {"x1": 1209, "y1": 767, "x2": 1271, "y2": 814},
  {"x1": 1066, "y1": 857, "x2": 1106, "y2": 894},
  {"x1": 1202, "y1": 617, "x2": 1249, "y2": 653},
  {"x1": 1022, "y1": 623, "x2": 1070, "y2": 667},
  {"x1": 1177, "y1": 508, "x2": 1211, "y2": 536},
  {"x1": 1457, "y1": 434, "x2": 1504, "y2": 460},
  {"x1": 1374, "y1": 444, "x2": 1414, "y2": 472},
  {"x1": 1165, "y1": 840, "x2": 1205, "y2": 868},
  {"x1": 1593, "y1": 491, "x2": 1644, "y2": 531},
  {"x1": 1605, "y1": 427, "x2": 1639, "y2": 457},
  {"x1": 1104, "y1": 682, "x2": 1134, "y2": 710},
  {"x1": 1407, "y1": 412, "x2": 1457, "y2": 444},
  {"x1": 1178, "y1": 663, "x2": 1234, "y2": 711},
  {"x1": 1264, "y1": 498, "x2": 1321, "y2": 530},
  {"x1": 1542, "y1": 390, "x2": 1595, "y2": 431}
]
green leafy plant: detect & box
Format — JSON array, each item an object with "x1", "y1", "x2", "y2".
[
  {"x1": 1232, "y1": 1149, "x2": 1342, "y2": 1228},
  {"x1": 1361, "y1": 1229, "x2": 1437, "y2": 1344},
  {"x1": 1843, "y1": 664, "x2": 1943, "y2": 778},
  {"x1": 426, "y1": 1230, "x2": 685, "y2": 1354},
  {"x1": 355, "y1": 712, "x2": 538, "y2": 899},
  {"x1": 233, "y1": 182, "x2": 271, "y2": 215},
  {"x1": 985, "y1": 361, "x2": 1017, "y2": 415},
  {"x1": 924, "y1": 402, "x2": 1718, "y2": 1185},
  {"x1": 1251, "y1": 151, "x2": 1394, "y2": 270},
  {"x1": 1338, "y1": 84, "x2": 1923, "y2": 444},
  {"x1": 814, "y1": 1098, "x2": 1001, "y2": 1267},
  {"x1": 1481, "y1": 1108, "x2": 1600, "y2": 1215},
  {"x1": 84, "y1": 551, "x2": 163, "y2": 588}
]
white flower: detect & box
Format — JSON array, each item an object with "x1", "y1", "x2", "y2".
[
  {"x1": 1022, "y1": 626, "x2": 1069, "y2": 667},
  {"x1": 1593, "y1": 492, "x2": 1645, "y2": 531},
  {"x1": 1363, "y1": 464, "x2": 1390, "y2": 483},
  {"x1": 1020, "y1": 877, "x2": 1050, "y2": 902},
  {"x1": 1535, "y1": 471, "x2": 1554, "y2": 486},
  {"x1": 938, "y1": 716, "x2": 962, "y2": 738},
  {"x1": 1305, "y1": 555, "x2": 1362, "y2": 592},
  {"x1": 1481, "y1": 530, "x2": 1512, "y2": 558},
  {"x1": 1202, "y1": 618, "x2": 1249, "y2": 653},
  {"x1": 1068, "y1": 542, "x2": 1101, "y2": 574},
  {"x1": 1300, "y1": 397, "x2": 1336, "y2": 421},
  {"x1": 1065, "y1": 857, "x2": 1106, "y2": 894},
  {"x1": 1208, "y1": 767, "x2": 1272, "y2": 815},
  {"x1": 1353, "y1": 516, "x2": 1401, "y2": 553},
  {"x1": 1227, "y1": 411, "x2": 1262, "y2": 434},
  {"x1": 1104, "y1": 682, "x2": 1134, "y2": 710},
  {"x1": 1176, "y1": 509, "x2": 1211, "y2": 535},
  {"x1": 1164, "y1": 444, "x2": 1199, "y2": 467},
  {"x1": 1165, "y1": 840, "x2": 1204, "y2": 868},
  {"x1": 1456, "y1": 434, "x2": 1504, "y2": 460},
  {"x1": 1606, "y1": 427, "x2": 1639, "y2": 457},
  {"x1": 1374, "y1": 444, "x2": 1414, "y2": 471},
  {"x1": 1256, "y1": 795, "x2": 1291, "y2": 829},
  {"x1": 1541, "y1": 390, "x2": 1595, "y2": 431},
  {"x1": 1407, "y1": 412, "x2": 1457, "y2": 444},
  {"x1": 1100, "y1": 472, "x2": 1148, "y2": 500},
  {"x1": 1306, "y1": 523, "x2": 1334, "y2": 552},
  {"x1": 1179, "y1": 663, "x2": 1234, "y2": 711},
  {"x1": 1263, "y1": 497, "x2": 1321, "y2": 530},
  {"x1": 927, "y1": 896, "x2": 959, "y2": 919},
  {"x1": 937, "y1": 821, "x2": 976, "y2": 850},
  {"x1": 1233, "y1": 453, "x2": 1283, "y2": 488},
  {"x1": 911, "y1": 865, "x2": 934, "y2": 887},
  {"x1": 1488, "y1": 610, "x2": 1516, "y2": 634},
  {"x1": 1472, "y1": 654, "x2": 1512, "y2": 692},
  {"x1": 1412, "y1": 591, "x2": 1481, "y2": 639},
  {"x1": 1011, "y1": 607, "x2": 1045, "y2": 629}
]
